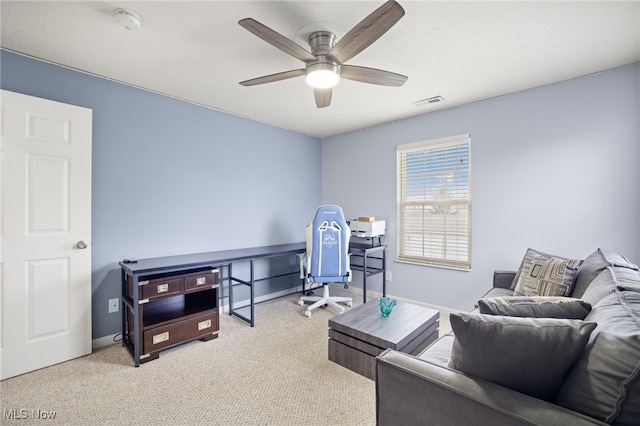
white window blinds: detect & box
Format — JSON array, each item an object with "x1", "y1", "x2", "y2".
[{"x1": 396, "y1": 134, "x2": 471, "y2": 270}]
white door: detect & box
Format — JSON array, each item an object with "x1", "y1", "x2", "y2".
[{"x1": 0, "y1": 90, "x2": 92, "y2": 380}]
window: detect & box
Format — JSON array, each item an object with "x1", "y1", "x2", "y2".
[{"x1": 396, "y1": 134, "x2": 471, "y2": 270}]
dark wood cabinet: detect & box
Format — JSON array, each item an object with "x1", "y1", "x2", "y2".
[{"x1": 122, "y1": 267, "x2": 219, "y2": 364}]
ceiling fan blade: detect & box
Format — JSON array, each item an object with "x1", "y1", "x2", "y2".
[
  {"x1": 239, "y1": 69, "x2": 305, "y2": 86},
  {"x1": 328, "y1": 0, "x2": 405, "y2": 64},
  {"x1": 239, "y1": 18, "x2": 317, "y2": 63},
  {"x1": 314, "y1": 88, "x2": 332, "y2": 108},
  {"x1": 340, "y1": 65, "x2": 407, "y2": 87}
]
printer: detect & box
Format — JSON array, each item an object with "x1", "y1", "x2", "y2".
[{"x1": 350, "y1": 217, "x2": 386, "y2": 238}]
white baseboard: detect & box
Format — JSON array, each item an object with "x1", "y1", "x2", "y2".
[
  {"x1": 92, "y1": 334, "x2": 120, "y2": 350},
  {"x1": 220, "y1": 285, "x2": 307, "y2": 313},
  {"x1": 92, "y1": 285, "x2": 459, "y2": 350},
  {"x1": 393, "y1": 294, "x2": 461, "y2": 318},
  {"x1": 91, "y1": 287, "x2": 307, "y2": 350},
  {"x1": 350, "y1": 286, "x2": 460, "y2": 317}
]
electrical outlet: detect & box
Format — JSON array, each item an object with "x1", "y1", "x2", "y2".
[
  {"x1": 108, "y1": 298, "x2": 119, "y2": 314},
  {"x1": 386, "y1": 271, "x2": 392, "y2": 282}
]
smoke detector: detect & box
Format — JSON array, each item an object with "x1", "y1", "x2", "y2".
[{"x1": 115, "y1": 9, "x2": 141, "y2": 31}]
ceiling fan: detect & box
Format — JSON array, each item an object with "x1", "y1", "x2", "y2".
[{"x1": 238, "y1": 0, "x2": 408, "y2": 108}]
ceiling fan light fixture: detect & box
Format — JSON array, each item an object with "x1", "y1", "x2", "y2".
[
  {"x1": 239, "y1": 0, "x2": 407, "y2": 107},
  {"x1": 305, "y1": 62, "x2": 340, "y2": 89}
]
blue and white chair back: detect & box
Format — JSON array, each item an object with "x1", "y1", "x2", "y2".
[
  {"x1": 308, "y1": 205, "x2": 351, "y2": 284},
  {"x1": 299, "y1": 205, "x2": 353, "y2": 317}
]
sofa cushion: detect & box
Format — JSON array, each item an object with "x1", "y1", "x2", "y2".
[
  {"x1": 614, "y1": 267, "x2": 640, "y2": 293},
  {"x1": 474, "y1": 287, "x2": 514, "y2": 310},
  {"x1": 572, "y1": 248, "x2": 639, "y2": 299},
  {"x1": 478, "y1": 296, "x2": 591, "y2": 319},
  {"x1": 580, "y1": 266, "x2": 618, "y2": 307},
  {"x1": 555, "y1": 268, "x2": 640, "y2": 426},
  {"x1": 448, "y1": 312, "x2": 596, "y2": 401},
  {"x1": 417, "y1": 334, "x2": 454, "y2": 367},
  {"x1": 512, "y1": 248, "x2": 581, "y2": 297},
  {"x1": 480, "y1": 287, "x2": 514, "y2": 299}
]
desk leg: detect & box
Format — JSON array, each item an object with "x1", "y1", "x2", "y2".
[
  {"x1": 362, "y1": 253, "x2": 368, "y2": 304},
  {"x1": 132, "y1": 274, "x2": 140, "y2": 367},
  {"x1": 250, "y1": 259, "x2": 255, "y2": 327},
  {"x1": 228, "y1": 263, "x2": 233, "y2": 316},
  {"x1": 382, "y1": 249, "x2": 387, "y2": 298},
  {"x1": 121, "y1": 269, "x2": 126, "y2": 348}
]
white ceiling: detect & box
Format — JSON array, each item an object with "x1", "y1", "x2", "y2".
[{"x1": 1, "y1": 1, "x2": 639, "y2": 138}]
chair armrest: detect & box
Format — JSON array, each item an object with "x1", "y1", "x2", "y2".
[
  {"x1": 493, "y1": 270, "x2": 516, "y2": 289},
  {"x1": 375, "y1": 349, "x2": 606, "y2": 426}
]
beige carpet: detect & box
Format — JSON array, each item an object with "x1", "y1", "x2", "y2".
[{"x1": 1, "y1": 291, "x2": 378, "y2": 425}]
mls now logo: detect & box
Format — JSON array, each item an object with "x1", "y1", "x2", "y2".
[
  {"x1": 3, "y1": 409, "x2": 28, "y2": 420},
  {"x1": 4, "y1": 408, "x2": 57, "y2": 420}
]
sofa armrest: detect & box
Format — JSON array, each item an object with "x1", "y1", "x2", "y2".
[
  {"x1": 493, "y1": 270, "x2": 516, "y2": 289},
  {"x1": 375, "y1": 349, "x2": 606, "y2": 426}
]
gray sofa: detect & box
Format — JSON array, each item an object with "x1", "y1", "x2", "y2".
[{"x1": 375, "y1": 248, "x2": 640, "y2": 426}]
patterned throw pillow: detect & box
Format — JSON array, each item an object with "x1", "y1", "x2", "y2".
[{"x1": 512, "y1": 249, "x2": 581, "y2": 297}]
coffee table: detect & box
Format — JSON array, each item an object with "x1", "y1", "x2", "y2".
[{"x1": 328, "y1": 300, "x2": 439, "y2": 380}]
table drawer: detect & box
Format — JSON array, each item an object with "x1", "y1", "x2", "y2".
[
  {"x1": 127, "y1": 275, "x2": 183, "y2": 301},
  {"x1": 143, "y1": 312, "x2": 218, "y2": 353},
  {"x1": 142, "y1": 277, "x2": 183, "y2": 300},
  {"x1": 184, "y1": 269, "x2": 219, "y2": 292}
]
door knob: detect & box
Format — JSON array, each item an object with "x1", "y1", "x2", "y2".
[{"x1": 76, "y1": 240, "x2": 88, "y2": 249}]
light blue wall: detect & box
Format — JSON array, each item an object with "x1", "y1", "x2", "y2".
[
  {"x1": 322, "y1": 63, "x2": 640, "y2": 311},
  {"x1": 3, "y1": 48, "x2": 638, "y2": 334},
  {"x1": 1, "y1": 50, "x2": 322, "y2": 338}
]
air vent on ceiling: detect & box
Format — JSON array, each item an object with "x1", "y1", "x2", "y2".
[{"x1": 413, "y1": 96, "x2": 444, "y2": 107}]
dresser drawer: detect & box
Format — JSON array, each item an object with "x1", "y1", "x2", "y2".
[
  {"x1": 127, "y1": 274, "x2": 184, "y2": 301},
  {"x1": 143, "y1": 312, "x2": 219, "y2": 353},
  {"x1": 141, "y1": 277, "x2": 183, "y2": 300},
  {"x1": 184, "y1": 269, "x2": 219, "y2": 292}
]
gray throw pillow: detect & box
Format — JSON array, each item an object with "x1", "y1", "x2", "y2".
[
  {"x1": 448, "y1": 312, "x2": 596, "y2": 401},
  {"x1": 556, "y1": 287, "x2": 640, "y2": 425},
  {"x1": 478, "y1": 296, "x2": 591, "y2": 319},
  {"x1": 572, "y1": 248, "x2": 639, "y2": 298},
  {"x1": 512, "y1": 248, "x2": 581, "y2": 297},
  {"x1": 581, "y1": 267, "x2": 619, "y2": 306},
  {"x1": 613, "y1": 266, "x2": 640, "y2": 293}
]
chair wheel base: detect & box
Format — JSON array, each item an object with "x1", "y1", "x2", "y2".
[{"x1": 298, "y1": 284, "x2": 352, "y2": 317}]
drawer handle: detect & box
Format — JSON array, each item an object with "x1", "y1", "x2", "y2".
[
  {"x1": 152, "y1": 331, "x2": 169, "y2": 344},
  {"x1": 198, "y1": 319, "x2": 212, "y2": 330},
  {"x1": 157, "y1": 283, "x2": 169, "y2": 293},
  {"x1": 196, "y1": 277, "x2": 207, "y2": 285}
]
